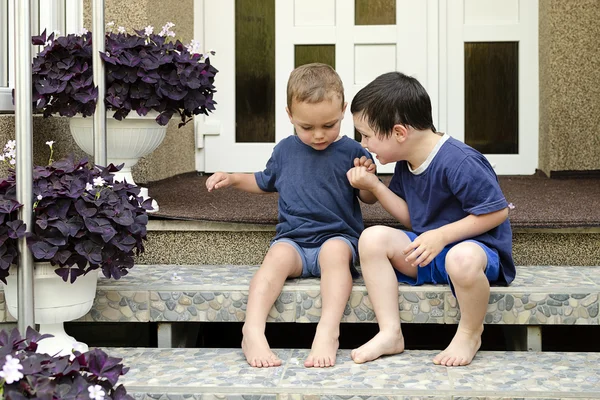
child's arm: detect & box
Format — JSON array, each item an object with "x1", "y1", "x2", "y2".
[
  {"x1": 347, "y1": 166, "x2": 411, "y2": 228},
  {"x1": 206, "y1": 172, "x2": 266, "y2": 194},
  {"x1": 404, "y1": 208, "x2": 508, "y2": 267},
  {"x1": 353, "y1": 156, "x2": 378, "y2": 204}
]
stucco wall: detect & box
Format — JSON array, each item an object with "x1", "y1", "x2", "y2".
[
  {"x1": 539, "y1": 0, "x2": 600, "y2": 175},
  {"x1": 82, "y1": 0, "x2": 196, "y2": 184}
]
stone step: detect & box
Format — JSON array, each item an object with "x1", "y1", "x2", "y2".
[
  {"x1": 107, "y1": 347, "x2": 600, "y2": 399},
  {"x1": 2, "y1": 265, "x2": 598, "y2": 328}
]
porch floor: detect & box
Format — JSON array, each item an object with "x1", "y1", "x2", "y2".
[{"x1": 145, "y1": 173, "x2": 600, "y2": 230}]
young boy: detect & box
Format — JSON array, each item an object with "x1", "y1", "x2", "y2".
[
  {"x1": 206, "y1": 63, "x2": 377, "y2": 368},
  {"x1": 346, "y1": 72, "x2": 514, "y2": 367}
]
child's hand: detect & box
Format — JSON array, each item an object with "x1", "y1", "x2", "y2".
[
  {"x1": 347, "y1": 166, "x2": 379, "y2": 191},
  {"x1": 206, "y1": 172, "x2": 232, "y2": 192},
  {"x1": 354, "y1": 156, "x2": 377, "y2": 174},
  {"x1": 403, "y1": 229, "x2": 446, "y2": 267}
]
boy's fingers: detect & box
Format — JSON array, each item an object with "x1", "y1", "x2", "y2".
[{"x1": 354, "y1": 157, "x2": 361, "y2": 167}]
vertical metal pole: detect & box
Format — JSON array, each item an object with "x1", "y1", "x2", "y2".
[
  {"x1": 92, "y1": 0, "x2": 106, "y2": 166},
  {"x1": 14, "y1": 0, "x2": 35, "y2": 331}
]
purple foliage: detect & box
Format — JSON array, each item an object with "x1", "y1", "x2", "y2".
[
  {"x1": 0, "y1": 157, "x2": 150, "y2": 284},
  {"x1": 27, "y1": 29, "x2": 218, "y2": 127},
  {"x1": 0, "y1": 327, "x2": 134, "y2": 399}
]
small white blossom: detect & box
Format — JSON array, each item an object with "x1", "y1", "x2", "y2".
[
  {"x1": 144, "y1": 25, "x2": 154, "y2": 36},
  {"x1": 117, "y1": 26, "x2": 126, "y2": 33},
  {"x1": 85, "y1": 182, "x2": 94, "y2": 192},
  {"x1": 159, "y1": 22, "x2": 176, "y2": 37},
  {"x1": 105, "y1": 51, "x2": 111, "y2": 57},
  {"x1": 37, "y1": 195, "x2": 42, "y2": 201},
  {"x1": 53, "y1": 30, "x2": 61, "y2": 37},
  {"x1": 5, "y1": 140, "x2": 15, "y2": 150},
  {"x1": 88, "y1": 384, "x2": 106, "y2": 400},
  {"x1": 72, "y1": 342, "x2": 87, "y2": 353},
  {"x1": 9, "y1": 159, "x2": 16, "y2": 165},
  {"x1": 171, "y1": 272, "x2": 182, "y2": 281},
  {"x1": 0, "y1": 155, "x2": 4, "y2": 162},
  {"x1": 106, "y1": 21, "x2": 114, "y2": 28},
  {"x1": 508, "y1": 202, "x2": 516, "y2": 210},
  {"x1": 45, "y1": 140, "x2": 54, "y2": 148},
  {"x1": 0, "y1": 355, "x2": 24, "y2": 384},
  {"x1": 80, "y1": 28, "x2": 89, "y2": 35},
  {"x1": 93, "y1": 177, "x2": 106, "y2": 187},
  {"x1": 186, "y1": 40, "x2": 202, "y2": 54}
]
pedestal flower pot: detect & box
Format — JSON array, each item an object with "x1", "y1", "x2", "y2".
[
  {"x1": 68, "y1": 112, "x2": 166, "y2": 212},
  {"x1": 4, "y1": 263, "x2": 98, "y2": 356}
]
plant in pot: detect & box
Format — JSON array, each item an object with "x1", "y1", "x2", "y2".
[
  {"x1": 0, "y1": 327, "x2": 134, "y2": 399},
  {"x1": 27, "y1": 22, "x2": 219, "y2": 212},
  {"x1": 0, "y1": 141, "x2": 151, "y2": 356}
]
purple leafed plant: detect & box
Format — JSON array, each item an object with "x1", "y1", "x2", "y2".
[
  {"x1": 0, "y1": 142, "x2": 151, "y2": 284},
  {"x1": 27, "y1": 22, "x2": 218, "y2": 127},
  {"x1": 0, "y1": 327, "x2": 134, "y2": 399}
]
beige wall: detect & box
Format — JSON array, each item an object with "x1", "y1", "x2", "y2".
[
  {"x1": 82, "y1": 0, "x2": 196, "y2": 183},
  {"x1": 539, "y1": 0, "x2": 600, "y2": 176}
]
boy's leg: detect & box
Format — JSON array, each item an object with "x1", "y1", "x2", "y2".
[
  {"x1": 304, "y1": 238, "x2": 353, "y2": 368},
  {"x1": 433, "y1": 242, "x2": 488, "y2": 367},
  {"x1": 242, "y1": 242, "x2": 303, "y2": 368},
  {"x1": 351, "y1": 226, "x2": 416, "y2": 364}
]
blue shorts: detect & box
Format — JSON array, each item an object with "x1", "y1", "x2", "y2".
[
  {"x1": 272, "y1": 237, "x2": 359, "y2": 278},
  {"x1": 395, "y1": 231, "x2": 500, "y2": 291}
]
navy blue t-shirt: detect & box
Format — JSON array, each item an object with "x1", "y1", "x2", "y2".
[
  {"x1": 388, "y1": 135, "x2": 515, "y2": 285},
  {"x1": 255, "y1": 135, "x2": 372, "y2": 250}
]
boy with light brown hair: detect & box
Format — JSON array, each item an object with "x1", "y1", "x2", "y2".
[{"x1": 207, "y1": 63, "x2": 377, "y2": 368}]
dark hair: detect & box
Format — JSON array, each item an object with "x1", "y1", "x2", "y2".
[{"x1": 351, "y1": 72, "x2": 436, "y2": 137}]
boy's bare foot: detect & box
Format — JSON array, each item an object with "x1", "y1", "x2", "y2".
[
  {"x1": 242, "y1": 331, "x2": 282, "y2": 368},
  {"x1": 304, "y1": 329, "x2": 339, "y2": 368},
  {"x1": 433, "y1": 328, "x2": 482, "y2": 367},
  {"x1": 351, "y1": 330, "x2": 405, "y2": 364}
]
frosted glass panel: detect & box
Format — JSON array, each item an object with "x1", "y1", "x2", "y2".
[
  {"x1": 295, "y1": 45, "x2": 335, "y2": 69},
  {"x1": 465, "y1": 42, "x2": 518, "y2": 154},
  {"x1": 235, "y1": 0, "x2": 275, "y2": 143},
  {"x1": 355, "y1": 0, "x2": 395, "y2": 25}
]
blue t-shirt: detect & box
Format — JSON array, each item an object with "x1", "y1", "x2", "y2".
[
  {"x1": 255, "y1": 135, "x2": 372, "y2": 250},
  {"x1": 388, "y1": 135, "x2": 515, "y2": 285}
]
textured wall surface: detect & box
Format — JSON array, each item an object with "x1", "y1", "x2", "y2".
[
  {"x1": 82, "y1": 0, "x2": 196, "y2": 183},
  {"x1": 539, "y1": 0, "x2": 600, "y2": 175}
]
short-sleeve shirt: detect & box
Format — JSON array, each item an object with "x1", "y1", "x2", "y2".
[
  {"x1": 388, "y1": 134, "x2": 515, "y2": 285},
  {"x1": 255, "y1": 135, "x2": 373, "y2": 250}
]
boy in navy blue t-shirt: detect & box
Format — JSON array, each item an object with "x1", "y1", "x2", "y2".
[
  {"x1": 347, "y1": 72, "x2": 514, "y2": 367},
  {"x1": 206, "y1": 63, "x2": 376, "y2": 368}
]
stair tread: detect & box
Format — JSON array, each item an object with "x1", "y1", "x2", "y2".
[
  {"x1": 108, "y1": 347, "x2": 600, "y2": 397},
  {"x1": 2, "y1": 265, "x2": 599, "y2": 324}
]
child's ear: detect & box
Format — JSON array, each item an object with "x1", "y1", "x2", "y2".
[
  {"x1": 285, "y1": 106, "x2": 293, "y2": 122},
  {"x1": 341, "y1": 101, "x2": 348, "y2": 114},
  {"x1": 393, "y1": 124, "x2": 408, "y2": 142}
]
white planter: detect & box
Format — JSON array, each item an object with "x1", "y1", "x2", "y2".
[
  {"x1": 4, "y1": 263, "x2": 98, "y2": 356},
  {"x1": 69, "y1": 112, "x2": 166, "y2": 212}
]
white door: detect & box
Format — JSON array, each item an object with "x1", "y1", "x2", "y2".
[
  {"x1": 196, "y1": 0, "x2": 538, "y2": 175},
  {"x1": 196, "y1": 0, "x2": 438, "y2": 174},
  {"x1": 444, "y1": 0, "x2": 539, "y2": 175}
]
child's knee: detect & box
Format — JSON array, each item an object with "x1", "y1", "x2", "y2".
[
  {"x1": 445, "y1": 243, "x2": 487, "y2": 285},
  {"x1": 358, "y1": 226, "x2": 390, "y2": 253}
]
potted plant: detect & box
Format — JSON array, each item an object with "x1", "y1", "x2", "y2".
[
  {"x1": 0, "y1": 327, "x2": 134, "y2": 399},
  {"x1": 27, "y1": 22, "x2": 219, "y2": 210},
  {"x1": 0, "y1": 141, "x2": 151, "y2": 356}
]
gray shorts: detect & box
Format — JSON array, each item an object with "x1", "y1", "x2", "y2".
[{"x1": 272, "y1": 237, "x2": 358, "y2": 278}]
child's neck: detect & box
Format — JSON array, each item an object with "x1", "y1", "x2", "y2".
[{"x1": 406, "y1": 130, "x2": 443, "y2": 170}]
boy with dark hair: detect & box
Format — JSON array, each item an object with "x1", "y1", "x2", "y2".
[
  {"x1": 347, "y1": 71, "x2": 514, "y2": 367},
  {"x1": 207, "y1": 63, "x2": 377, "y2": 368}
]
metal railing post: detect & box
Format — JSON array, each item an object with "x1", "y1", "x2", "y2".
[
  {"x1": 92, "y1": 0, "x2": 106, "y2": 166},
  {"x1": 14, "y1": 0, "x2": 35, "y2": 331}
]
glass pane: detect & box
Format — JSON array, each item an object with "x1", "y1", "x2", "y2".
[
  {"x1": 235, "y1": 0, "x2": 275, "y2": 143},
  {"x1": 294, "y1": 45, "x2": 335, "y2": 69},
  {"x1": 0, "y1": 0, "x2": 8, "y2": 86},
  {"x1": 465, "y1": 42, "x2": 519, "y2": 154},
  {"x1": 355, "y1": 0, "x2": 396, "y2": 25}
]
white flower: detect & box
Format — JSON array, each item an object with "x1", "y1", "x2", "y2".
[
  {"x1": 80, "y1": 28, "x2": 89, "y2": 35},
  {"x1": 93, "y1": 177, "x2": 106, "y2": 187},
  {"x1": 45, "y1": 140, "x2": 54, "y2": 148},
  {"x1": 144, "y1": 25, "x2": 154, "y2": 36},
  {"x1": 37, "y1": 195, "x2": 42, "y2": 201},
  {"x1": 6, "y1": 140, "x2": 15, "y2": 150},
  {"x1": 106, "y1": 21, "x2": 114, "y2": 28},
  {"x1": 9, "y1": 159, "x2": 16, "y2": 165},
  {"x1": 72, "y1": 342, "x2": 87, "y2": 353},
  {"x1": 0, "y1": 355, "x2": 24, "y2": 384},
  {"x1": 185, "y1": 40, "x2": 201, "y2": 54},
  {"x1": 88, "y1": 384, "x2": 106, "y2": 400},
  {"x1": 117, "y1": 26, "x2": 126, "y2": 33},
  {"x1": 159, "y1": 22, "x2": 176, "y2": 37},
  {"x1": 85, "y1": 182, "x2": 94, "y2": 192},
  {"x1": 0, "y1": 155, "x2": 4, "y2": 161}
]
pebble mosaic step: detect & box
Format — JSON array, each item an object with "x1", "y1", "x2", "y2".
[
  {"x1": 1, "y1": 265, "x2": 598, "y2": 327},
  {"x1": 107, "y1": 347, "x2": 600, "y2": 399}
]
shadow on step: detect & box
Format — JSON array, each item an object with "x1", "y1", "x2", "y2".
[{"x1": 64, "y1": 322, "x2": 600, "y2": 352}]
